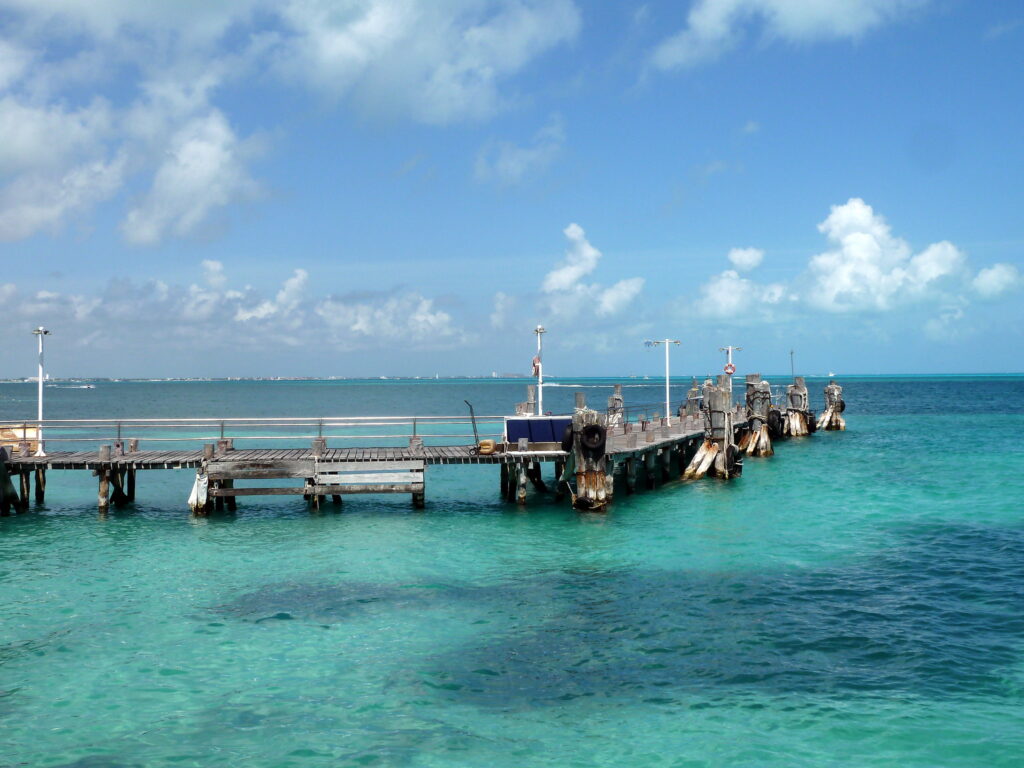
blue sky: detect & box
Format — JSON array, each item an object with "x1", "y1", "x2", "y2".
[{"x1": 1, "y1": 0, "x2": 1022, "y2": 378}]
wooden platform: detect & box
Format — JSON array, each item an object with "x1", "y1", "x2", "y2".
[
  {"x1": 1, "y1": 407, "x2": 748, "y2": 515},
  {"x1": 1, "y1": 413, "x2": 717, "y2": 473}
]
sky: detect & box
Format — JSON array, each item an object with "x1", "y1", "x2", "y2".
[{"x1": 1, "y1": 0, "x2": 1022, "y2": 379}]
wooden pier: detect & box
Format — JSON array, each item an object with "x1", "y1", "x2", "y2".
[{"x1": 1, "y1": 380, "x2": 845, "y2": 517}]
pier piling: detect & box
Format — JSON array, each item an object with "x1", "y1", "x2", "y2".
[
  {"x1": 569, "y1": 392, "x2": 610, "y2": 510},
  {"x1": 819, "y1": 381, "x2": 847, "y2": 430},
  {"x1": 739, "y1": 373, "x2": 774, "y2": 456},
  {"x1": 784, "y1": 377, "x2": 814, "y2": 437}
]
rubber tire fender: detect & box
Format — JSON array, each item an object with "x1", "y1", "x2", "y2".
[
  {"x1": 807, "y1": 412, "x2": 818, "y2": 433},
  {"x1": 560, "y1": 425, "x2": 574, "y2": 453},
  {"x1": 838, "y1": 399, "x2": 846, "y2": 413},
  {"x1": 767, "y1": 409, "x2": 783, "y2": 438},
  {"x1": 726, "y1": 444, "x2": 742, "y2": 475},
  {"x1": 580, "y1": 424, "x2": 607, "y2": 458}
]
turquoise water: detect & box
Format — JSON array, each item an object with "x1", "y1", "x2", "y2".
[{"x1": 2, "y1": 377, "x2": 1024, "y2": 767}]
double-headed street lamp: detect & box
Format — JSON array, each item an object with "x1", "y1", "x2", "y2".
[
  {"x1": 645, "y1": 338, "x2": 681, "y2": 419},
  {"x1": 533, "y1": 325, "x2": 546, "y2": 416},
  {"x1": 32, "y1": 327, "x2": 50, "y2": 456}
]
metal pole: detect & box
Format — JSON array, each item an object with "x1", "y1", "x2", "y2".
[
  {"x1": 33, "y1": 327, "x2": 49, "y2": 457},
  {"x1": 664, "y1": 340, "x2": 670, "y2": 420},
  {"x1": 534, "y1": 325, "x2": 546, "y2": 416},
  {"x1": 790, "y1": 349, "x2": 795, "y2": 380}
]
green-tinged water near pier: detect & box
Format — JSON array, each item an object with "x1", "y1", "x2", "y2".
[{"x1": 2, "y1": 377, "x2": 1024, "y2": 767}]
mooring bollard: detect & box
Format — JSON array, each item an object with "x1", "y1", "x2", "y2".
[
  {"x1": 784, "y1": 376, "x2": 814, "y2": 437},
  {"x1": 311, "y1": 437, "x2": 326, "y2": 458},
  {"x1": 738, "y1": 373, "x2": 774, "y2": 457},
  {"x1": 819, "y1": 380, "x2": 846, "y2": 430},
  {"x1": 569, "y1": 395, "x2": 609, "y2": 510},
  {"x1": 684, "y1": 378, "x2": 700, "y2": 417},
  {"x1": 682, "y1": 380, "x2": 740, "y2": 480}
]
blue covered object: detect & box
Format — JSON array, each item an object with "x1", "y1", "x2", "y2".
[{"x1": 505, "y1": 416, "x2": 572, "y2": 444}]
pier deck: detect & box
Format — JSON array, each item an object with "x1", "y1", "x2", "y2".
[
  {"x1": 1, "y1": 396, "x2": 780, "y2": 515},
  {"x1": 1, "y1": 410, "x2": 718, "y2": 472}
]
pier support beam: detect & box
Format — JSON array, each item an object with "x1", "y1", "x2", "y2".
[
  {"x1": 624, "y1": 457, "x2": 636, "y2": 494},
  {"x1": 97, "y1": 470, "x2": 110, "y2": 514},
  {"x1": 110, "y1": 469, "x2": 130, "y2": 507},
  {"x1": 34, "y1": 468, "x2": 45, "y2": 504},
  {"x1": 19, "y1": 469, "x2": 30, "y2": 512},
  {"x1": 500, "y1": 463, "x2": 510, "y2": 499},
  {"x1": 516, "y1": 462, "x2": 528, "y2": 505},
  {"x1": 526, "y1": 461, "x2": 547, "y2": 493},
  {"x1": 554, "y1": 460, "x2": 566, "y2": 501},
  {"x1": 0, "y1": 448, "x2": 17, "y2": 515}
]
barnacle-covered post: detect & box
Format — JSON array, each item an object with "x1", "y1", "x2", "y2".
[
  {"x1": 683, "y1": 378, "x2": 701, "y2": 417},
  {"x1": 0, "y1": 447, "x2": 19, "y2": 515},
  {"x1": 818, "y1": 380, "x2": 846, "y2": 430},
  {"x1": 569, "y1": 391, "x2": 609, "y2": 510},
  {"x1": 683, "y1": 377, "x2": 741, "y2": 480},
  {"x1": 784, "y1": 376, "x2": 814, "y2": 437},
  {"x1": 739, "y1": 373, "x2": 774, "y2": 456},
  {"x1": 607, "y1": 383, "x2": 625, "y2": 430}
]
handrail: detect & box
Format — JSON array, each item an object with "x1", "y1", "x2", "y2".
[{"x1": 11, "y1": 415, "x2": 510, "y2": 424}]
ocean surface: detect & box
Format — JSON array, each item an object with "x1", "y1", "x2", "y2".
[{"x1": 2, "y1": 375, "x2": 1023, "y2": 767}]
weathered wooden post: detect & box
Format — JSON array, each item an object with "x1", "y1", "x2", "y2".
[
  {"x1": 34, "y1": 467, "x2": 45, "y2": 503},
  {"x1": 568, "y1": 391, "x2": 610, "y2": 510},
  {"x1": 0, "y1": 447, "x2": 18, "y2": 515},
  {"x1": 97, "y1": 444, "x2": 111, "y2": 514},
  {"x1": 19, "y1": 468, "x2": 30, "y2": 512},
  {"x1": 819, "y1": 380, "x2": 847, "y2": 430},
  {"x1": 499, "y1": 463, "x2": 510, "y2": 499},
  {"x1": 684, "y1": 378, "x2": 700, "y2": 416},
  {"x1": 784, "y1": 376, "x2": 814, "y2": 437},
  {"x1": 683, "y1": 378, "x2": 740, "y2": 479},
  {"x1": 607, "y1": 384, "x2": 625, "y2": 429},
  {"x1": 738, "y1": 373, "x2": 774, "y2": 456}
]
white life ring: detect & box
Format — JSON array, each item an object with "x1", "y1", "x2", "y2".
[{"x1": 724, "y1": 363, "x2": 736, "y2": 375}]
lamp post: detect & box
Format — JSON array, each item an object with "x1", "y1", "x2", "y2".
[
  {"x1": 645, "y1": 338, "x2": 681, "y2": 419},
  {"x1": 534, "y1": 325, "x2": 546, "y2": 416},
  {"x1": 32, "y1": 327, "x2": 50, "y2": 457},
  {"x1": 719, "y1": 345, "x2": 742, "y2": 403}
]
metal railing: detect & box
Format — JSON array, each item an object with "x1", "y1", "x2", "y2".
[{"x1": 2, "y1": 415, "x2": 509, "y2": 451}]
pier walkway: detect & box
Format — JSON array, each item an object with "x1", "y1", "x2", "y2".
[{"x1": 1, "y1": 404, "x2": 743, "y2": 515}]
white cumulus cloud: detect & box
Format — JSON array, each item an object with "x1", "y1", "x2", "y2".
[
  {"x1": 122, "y1": 111, "x2": 262, "y2": 245},
  {"x1": 541, "y1": 223, "x2": 644, "y2": 319},
  {"x1": 807, "y1": 198, "x2": 966, "y2": 312},
  {"x1": 651, "y1": 0, "x2": 928, "y2": 70},
  {"x1": 727, "y1": 246, "x2": 764, "y2": 271},
  {"x1": 0, "y1": 0, "x2": 581, "y2": 245},
  {"x1": 696, "y1": 268, "x2": 788, "y2": 319},
  {"x1": 316, "y1": 291, "x2": 465, "y2": 348},
  {"x1": 972, "y1": 263, "x2": 1022, "y2": 298},
  {"x1": 275, "y1": 0, "x2": 581, "y2": 124}
]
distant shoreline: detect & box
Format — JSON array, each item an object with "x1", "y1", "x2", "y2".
[{"x1": 2, "y1": 373, "x2": 1023, "y2": 384}]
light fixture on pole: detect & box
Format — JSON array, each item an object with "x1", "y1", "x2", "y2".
[
  {"x1": 533, "y1": 325, "x2": 546, "y2": 416},
  {"x1": 32, "y1": 327, "x2": 50, "y2": 457},
  {"x1": 719, "y1": 345, "x2": 742, "y2": 401},
  {"x1": 645, "y1": 338, "x2": 681, "y2": 419}
]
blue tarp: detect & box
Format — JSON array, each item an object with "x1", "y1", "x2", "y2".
[{"x1": 505, "y1": 416, "x2": 572, "y2": 444}]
